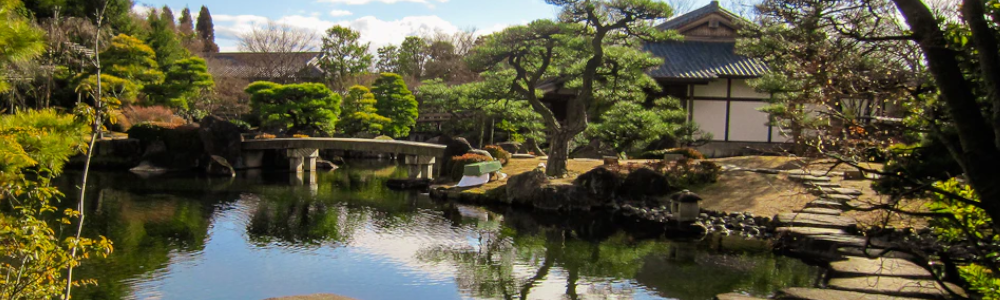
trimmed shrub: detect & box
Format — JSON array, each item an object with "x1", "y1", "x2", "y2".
[
  {"x1": 254, "y1": 133, "x2": 276, "y2": 139},
  {"x1": 484, "y1": 145, "x2": 511, "y2": 166},
  {"x1": 665, "y1": 148, "x2": 705, "y2": 159},
  {"x1": 374, "y1": 135, "x2": 393, "y2": 140},
  {"x1": 448, "y1": 153, "x2": 493, "y2": 181},
  {"x1": 292, "y1": 134, "x2": 310, "y2": 138}
]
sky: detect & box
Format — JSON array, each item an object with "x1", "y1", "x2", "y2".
[{"x1": 132, "y1": 0, "x2": 717, "y2": 52}]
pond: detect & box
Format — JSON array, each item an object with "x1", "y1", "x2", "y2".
[{"x1": 57, "y1": 161, "x2": 820, "y2": 300}]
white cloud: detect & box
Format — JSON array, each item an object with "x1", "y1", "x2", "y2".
[
  {"x1": 329, "y1": 10, "x2": 354, "y2": 17},
  {"x1": 212, "y1": 13, "x2": 513, "y2": 53},
  {"x1": 317, "y1": 0, "x2": 448, "y2": 6}
]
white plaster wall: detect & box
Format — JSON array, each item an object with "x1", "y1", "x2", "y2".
[
  {"x1": 692, "y1": 79, "x2": 728, "y2": 98},
  {"x1": 692, "y1": 100, "x2": 728, "y2": 141},
  {"x1": 771, "y1": 126, "x2": 791, "y2": 143},
  {"x1": 727, "y1": 101, "x2": 770, "y2": 142},
  {"x1": 730, "y1": 79, "x2": 769, "y2": 99}
]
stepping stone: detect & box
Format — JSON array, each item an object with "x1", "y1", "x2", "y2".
[
  {"x1": 830, "y1": 256, "x2": 933, "y2": 279},
  {"x1": 805, "y1": 234, "x2": 870, "y2": 248},
  {"x1": 789, "y1": 175, "x2": 833, "y2": 182},
  {"x1": 780, "y1": 287, "x2": 927, "y2": 300},
  {"x1": 814, "y1": 187, "x2": 863, "y2": 196},
  {"x1": 796, "y1": 207, "x2": 843, "y2": 215},
  {"x1": 807, "y1": 199, "x2": 846, "y2": 209},
  {"x1": 716, "y1": 293, "x2": 768, "y2": 300},
  {"x1": 830, "y1": 187, "x2": 863, "y2": 195},
  {"x1": 838, "y1": 247, "x2": 917, "y2": 260},
  {"x1": 822, "y1": 194, "x2": 859, "y2": 201},
  {"x1": 777, "y1": 227, "x2": 846, "y2": 236},
  {"x1": 828, "y1": 276, "x2": 966, "y2": 298},
  {"x1": 806, "y1": 182, "x2": 842, "y2": 188},
  {"x1": 776, "y1": 213, "x2": 856, "y2": 230}
]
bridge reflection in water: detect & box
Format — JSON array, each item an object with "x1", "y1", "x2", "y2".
[{"x1": 242, "y1": 138, "x2": 447, "y2": 179}]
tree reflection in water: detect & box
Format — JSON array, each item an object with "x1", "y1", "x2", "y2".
[{"x1": 56, "y1": 162, "x2": 816, "y2": 300}]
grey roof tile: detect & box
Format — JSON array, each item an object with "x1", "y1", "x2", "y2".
[{"x1": 643, "y1": 41, "x2": 767, "y2": 79}]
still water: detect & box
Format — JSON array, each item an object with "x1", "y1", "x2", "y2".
[{"x1": 58, "y1": 161, "x2": 819, "y2": 300}]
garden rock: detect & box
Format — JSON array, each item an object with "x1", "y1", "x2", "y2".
[
  {"x1": 574, "y1": 167, "x2": 623, "y2": 200},
  {"x1": 505, "y1": 169, "x2": 549, "y2": 204},
  {"x1": 570, "y1": 139, "x2": 616, "y2": 159},
  {"x1": 199, "y1": 116, "x2": 245, "y2": 168},
  {"x1": 435, "y1": 136, "x2": 473, "y2": 177},
  {"x1": 618, "y1": 168, "x2": 673, "y2": 202}
]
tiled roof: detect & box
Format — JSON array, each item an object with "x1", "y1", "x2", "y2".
[
  {"x1": 643, "y1": 41, "x2": 768, "y2": 79},
  {"x1": 204, "y1": 52, "x2": 323, "y2": 79},
  {"x1": 656, "y1": 1, "x2": 744, "y2": 30}
]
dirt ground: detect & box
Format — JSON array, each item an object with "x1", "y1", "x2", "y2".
[{"x1": 468, "y1": 155, "x2": 928, "y2": 228}]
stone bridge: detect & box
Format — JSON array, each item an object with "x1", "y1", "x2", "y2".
[{"x1": 242, "y1": 138, "x2": 447, "y2": 179}]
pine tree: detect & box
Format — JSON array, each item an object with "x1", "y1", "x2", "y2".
[
  {"x1": 160, "y1": 6, "x2": 176, "y2": 31},
  {"x1": 196, "y1": 6, "x2": 219, "y2": 53},
  {"x1": 178, "y1": 7, "x2": 194, "y2": 35},
  {"x1": 146, "y1": 9, "x2": 188, "y2": 68},
  {"x1": 372, "y1": 73, "x2": 418, "y2": 138},
  {"x1": 340, "y1": 85, "x2": 390, "y2": 136}
]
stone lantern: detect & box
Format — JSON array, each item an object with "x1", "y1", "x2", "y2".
[{"x1": 670, "y1": 190, "x2": 703, "y2": 223}]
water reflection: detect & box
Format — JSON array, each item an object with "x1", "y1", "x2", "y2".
[{"x1": 58, "y1": 161, "x2": 817, "y2": 300}]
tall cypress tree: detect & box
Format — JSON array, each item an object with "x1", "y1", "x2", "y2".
[
  {"x1": 160, "y1": 6, "x2": 176, "y2": 32},
  {"x1": 195, "y1": 6, "x2": 219, "y2": 53},
  {"x1": 179, "y1": 7, "x2": 194, "y2": 35}
]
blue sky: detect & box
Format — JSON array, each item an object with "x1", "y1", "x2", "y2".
[{"x1": 132, "y1": 0, "x2": 716, "y2": 52}]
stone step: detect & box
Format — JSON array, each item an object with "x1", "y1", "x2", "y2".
[
  {"x1": 776, "y1": 213, "x2": 856, "y2": 230},
  {"x1": 815, "y1": 187, "x2": 864, "y2": 196},
  {"x1": 837, "y1": 247, "x2": 917, "y2": 260},
  {"x1": 827, "y1": 276, "x2": 966, "y2": 299},
  {"x1": 789, "y1": 174, "x2": 833, "y2": 182},
  {"x1": 787, "y1": 170, "x2": 846, "y2": 177},
  {"x1": 796, "y1": 207, "x2": 843, "y2": 215},
  {"x1": 716, "y1": 293, "x2": 769, "y2": 300},
  {"x1": 779, "y1": 287, "x2": 927, "y2": 300},
  {"x1": 806, "y1": 182, "x2": 842, "y2": 188},
  {"x1": 777, "y1": 227, "x2": 847, "y2": 236},
  {"x1": 805, "y1": 234, "x2": 871, "y2": 248},
  {"x1": 822, "y1": 194, "x2": 860, "y2": 201},
  {"x1": 829, "y1": 256, "x2": 933, "y2": 279},
  {"x1": 807, "y1": 199, "x2": 846, "y2": 210}
]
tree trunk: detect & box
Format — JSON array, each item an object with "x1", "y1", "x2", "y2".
[{"x1": 546, "y1": 130, "x2": 575, "y2": 177}]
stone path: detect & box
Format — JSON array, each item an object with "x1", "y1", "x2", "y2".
[{"x1": 714, "y1": 168, "x2": 966, "y2": 300}]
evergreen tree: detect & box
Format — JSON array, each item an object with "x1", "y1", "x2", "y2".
[
  {"x1": 196, "y1": 6, "x2": 219, "y2": 53},
  {"x1": 0, "y1": 0, "x2": 46, "y2": 93},
  {"x1": 372, "y1": 73, "x2": 418, "y2": 138},
  {"x1": 160, "y1": 6, "x2": 176, "y2": 31},
  {"x1": 246, "y1": 81, "x2": 342, "y2": 135},
  {"x1": 319, "y1": 25, "x2": 373, "y2": 90},
  {"x1": 156, "y1": 56, "x2": 214, "y2": 109},
  {"x1": 178, "y1": 7, "x2": 194, "y2": 35},
  {"x1": 177, "y1": 7, "x2": 203, "y2": 53},
  {"x1": 99, "y1": 34, "x2": 164, "y2": 90},
  {"x1": 340, "y1": 85, "x2": 390, "y2": 136},
  {"x1": 145, "y1": 9, "x2": 188, "y2": 69},
  {"x1": 376, "y1": 45, "x2": 400, "y2": 73}
]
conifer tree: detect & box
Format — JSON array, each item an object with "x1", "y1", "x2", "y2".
[
  {"x1": 196, "y1": 6, "x2": 219, "y2": 53},
  {"x1": 372, "y1": 73, "x2": 418, "y2": 138},
  {"x1": 340, "y1": 85, "x2": 390, "y2": 136}
]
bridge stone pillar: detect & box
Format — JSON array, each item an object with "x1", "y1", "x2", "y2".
[
  {"x1": 405, "y1": 155, "x2": 436, "y2": 180},
  {"x1": 287, "y1": 148, "x2": 319, "y2": 173},
  {"x1": 243, "y1": 150, "x2": 264, "y2": 169}
]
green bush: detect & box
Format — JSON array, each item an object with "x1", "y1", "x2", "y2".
[
  {"x1": 663, "y1": 160, "x2": 720, "y2": 188},
  {"x1": 484, "y1": 145, "x2": 511, "y2": 166},
  {"x1": 447, "y1": 153, "x2": 493, "y2": 181}
]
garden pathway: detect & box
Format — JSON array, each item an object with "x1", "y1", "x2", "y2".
[{"x1": 714, "y1": 168, "x2": 966, "y2": 300}]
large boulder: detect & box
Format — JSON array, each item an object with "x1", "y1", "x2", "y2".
[
  {"x1": 199, "y1": 116, "x2": 245, "y2": 168},
  {"x1": 505, "y1": 169, "x2": 549, "y2": 205},
  {"x1": 497, "y1": 142, "x2": 523, "y2": 154},
  {"x1": 570, "y1": 139, "x2": 616, "y2": 159},
  {"x1": 618, "y1": 168, "x2": 674, "y2": 203},
  {"x1": 574, "y1": 167, "x2": 624, "y2": 200},
  {"x1": 435, "y1": 136, "x2": 473, "y2": 177}
]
